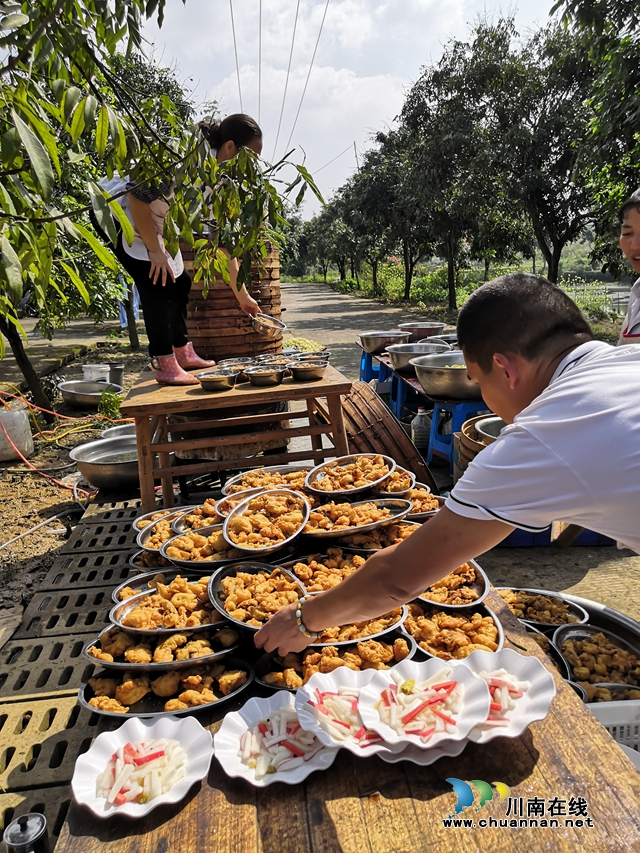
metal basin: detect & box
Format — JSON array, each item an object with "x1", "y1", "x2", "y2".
[
  {"x1": 410, "y1": 351, "x2": 481, "y2": 400},
  {"x1": 250, "y1": 312, "x2": 286, "y2": 338},
  {"x1": 69, "y1": 436, "x2": 138, "y2": 489},
  {"x1": 296, "y1": 351, "x2": 331, "y2": 361},
  {"x1": 245, "y1": 366, "x2": 286, "y2": 387},
  {"x1": 100, "y1": 423, "x2": 135, "y2": 440},
  {"x1": 385, "y1": 342, "x2": 451, "y2": 375},
  {"x1": 358, "y1": 330, "x2": 411, "y2": 354},
  {"x1": 196, "y1": 369, "x2": 237, "y2": 392},
  {"x1": 288, "y1": 361, "x2": 327, "y2": 381},
  {"x1": 475, "y1": 416, "x2": 506, "y2": 443},
  {"x1": 58, "y1": 380, "x2": 123, "y2": 409},
  {"x1": 425, "y1": 333, "x2": 458, "y2": 347},
  {"x1": 398, "y1": 321, "x2": 446, "y2": 342}
]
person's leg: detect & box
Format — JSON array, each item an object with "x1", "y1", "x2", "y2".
[{"x1": 170, "y1": 269, "x2": 215, "y2": 368}]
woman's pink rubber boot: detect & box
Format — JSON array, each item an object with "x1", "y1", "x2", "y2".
[
  {"x1": 152, "y1": 354, "x2": 199, "y2": 385},
  {"x1": 172, "y1": 342, "x2": 215, "y2": 369}
]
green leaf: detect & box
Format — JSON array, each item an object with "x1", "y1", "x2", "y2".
[
  {"x1": 51, "y1": 79, "x2": 65, "y2": 106},
  {"x1": 70, "y1": 96, "x2": 86, "y2": 143},
  {"x1": 59, "y1": 260, "x2": 90, "y2": 306},
  {"x1": 11, "y1": 110, "x2": 54, "y2": 201},
  {"x1": 63, "y1": 86, "x2": 82, "y2": 125},
  {"x1": 0, "y1": 11, "x2": 29, "y2": 29},
  {"x1": 84, "y1": 94, "x2": 98, "y2": 128},
  {"x1": 87, "y1": 180, "x2": 118, "y2": 246},
  {"x1": 95, "y1": 104, "x2": 108, "y2": 156},
  {"x1": 1, "y1": 234, "x2": 23, "y2": 305},
  {"x1": 109, "y1": 199, "x2": 134, "y2": 246},
  {"x1": 75, "y1": 221, "x2": 118, "y2": 272}
]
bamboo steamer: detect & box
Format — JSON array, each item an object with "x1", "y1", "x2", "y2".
[
  {"x1": 182, "y1": 243, "x2": 283, "y2": 360},
  {"x1": 460, "y1": 415, "x2": 492, "y2": 465}
]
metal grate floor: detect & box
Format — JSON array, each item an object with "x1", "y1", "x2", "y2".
[
  {"x1": 15, "y1": 589, "x2": 113, "y2": 640},
  {"x1": 81, "y1": 497, "x2": 141, "y2": 519},
  {"x1": 0, "y1": 636, "x2": 98, "y2": 702},
  {"x1": 40, "y1": 550, "x2": 138, "y2": 591},
  {"x1": 63, "y1": 521, "x2": 138, "y2": 554}
]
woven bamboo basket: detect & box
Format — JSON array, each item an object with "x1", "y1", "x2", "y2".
[
  {"x1": 181, "y1": 243, "x2": 282, "y2": 361},
  {"x1": 460, "y1": 415, "x2": 492, "y2": 467}
]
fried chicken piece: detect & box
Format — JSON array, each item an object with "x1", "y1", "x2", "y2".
[
  {"x1": 117, "y1": 586, "x2": 138, "y2": 601},
  {"x1": 101, "y1": 629, "x2": 136, "y2": 658},
  {"x1": 124, "y1": 644, "x2": 153, "y2": 664},
  {"x1": 153, "y1": 633, "x2": 189, "y2": 663},
  {"x1": 178, "y1": 688, "x2": 217, "y2": 706},
  {"x1": 393, "y1": 638, "x2": 410, "y2": 662},
  {"x1": 215, "y1": 628, "x2": 239, "y2": 648},
  {"x1": 283, "y1": 668, "x2": 303, "y2": 689},
  {"x1": 88, "y1": 677, "x2": 118, "y2": 698},
  {"x1": 218, "y1": 669, "x2": 248, "y2": 695},
  {"x1": 151, "y1": 671, "x2": 182, "y2": 697},
  {"x1": 164, "y1": 698, "x2": 189, "y2": 712},
  {"x1": 357, "y1": 640, "x2": 395, "y2": 669},
  {"x1": 89, "y1": 696, "x2": 129, "y2": 714},
  {"x1": 116, "y1": 674, "x2": 150, "y2": 706},
  {"x1": 263, "y1": 671, "x2": 286, "y2": 687},
  {"x1": 86, "y1": 646, "x2": 114, "y2": 663}
]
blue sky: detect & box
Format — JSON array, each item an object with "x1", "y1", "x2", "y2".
[{"x1": 145, "y1": 0, "x2": 557, "y2": 215}]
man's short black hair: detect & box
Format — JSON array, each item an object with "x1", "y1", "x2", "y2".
[
  {"x1": 457, "y1": 273, "x2": 594, "y2": 373},
  {"x1": 620, "y1": 187, "x2": 640, "y2": 222}
]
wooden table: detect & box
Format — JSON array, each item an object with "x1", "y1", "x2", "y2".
[
  {"x1": 120, "y1": 365, "x2": 352, "y2": 512},
  {"x1": 57, "y1": 592, "x2": 640, "y2": 853}
]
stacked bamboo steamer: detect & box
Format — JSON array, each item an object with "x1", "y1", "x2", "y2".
[{"x1": 458, "y1": 414, "x2": 495, "y2": 472}]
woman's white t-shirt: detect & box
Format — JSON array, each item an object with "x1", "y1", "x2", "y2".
[{"x1": 446, "y1": 341, "x2": 640, "y2": 553}]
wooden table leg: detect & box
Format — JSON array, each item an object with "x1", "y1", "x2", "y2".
[
  {"x1": 326, "y1": 393, "x2": 349, "y2": 456},
  {"x1": 156, "y1": 414, "x2": 174, "y2": 508},
  {"x1": 306, "y1": 400, "x2": 325, "y2": 464},
  {"x1": 135, "y1": 416, "x2": 156, "y2": 513}
]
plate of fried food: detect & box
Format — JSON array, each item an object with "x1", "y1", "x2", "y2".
[
  {"x1": 370, "y1": 466, "x2": 416, "y2": 497},
  {"x1": 223, "y1": 489, "x2": 310, "y2": 555},
  {"x1": 303, "y1": 499, "x2": 412, "y2": 539},
  {"x1": 417, "y1": 560, "x2": 489, "y2": 608},
  {"x1": 221, "y1": 465, "x2": 311, "y2": 496},
  {"x1": 523, "y1": 625, "x2": 571, "y2": 680},
  {"x1": 132, "y1": 508, "x2": 180, "y2": 533},
  {"x1": 401, "y1": 600, "x2": 504, "y2": 660},
  {"x1": 214, "y1": 488, "x2": 264, "y2": 518},
  {"x1": 136, "y1": 512, "x2": 186, "y2": 552},
  {"x1": 496, "y1": 587, "x2": 589, "y2": 630},
  {"x1": 112, "y1": 570, "x2": 193, "y2": 604},
  {"x1": 161, "y1": 524, "x2": 246, "y2": 568},
  {"x1": 581, "y1": 682, "x2": 640, "y2": 703},
  {"x1": 552, "y1": 624, "x2": 640, "y2": 687},
  {"x1": 309, "y1": 607, "x2": 408, "y2": 647},
  {"x1": 79, "y1": 658, "x2": 253, "y2": 718},
  {"x1": 305, "y1": 453, "x2": 396, "y2": 496},
  {"x1": 83, "y1": 623, "x2": 243, "y2": 672},
  {"x1": 255, "y1": 630, "x2": 417, "y2": 691},
  {"x1": 129, "y1": 550, "x2": 172, "y2": 571},
  {"x1": 171, "y1": 500, "x2": 222, "y2": 533},
  {"x1": 336, "y1": 519, "x2": 420, "y2": 551},
  {"x1": 281, "y1": 547, "x2": 368, "y2": 592},
  {"x1": 110, "y1": 577, "x2": 224, "y2": 634},
  {"x1": 208, "y1": 563, "x2": 305, "y2": 631},
  {"x1": 406, "y1": 489, "x2": 445, "y2": 520}
]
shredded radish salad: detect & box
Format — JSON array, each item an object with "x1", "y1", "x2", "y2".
[
  {"x1": 239, "y1": 708, "x2": 323, "y2": 779},
  {"x1": 96, "y1": 740, "x2": 186, "y2": 806},
  {"x1": 375, "y1": 666, "x2": 465, "y2": 743},
  {"x1": 305, "y1": 685, "x2": 384, "y2": 749},
  {"x1": 473, "y1": 668, "x2": 530, "y2": 728}
]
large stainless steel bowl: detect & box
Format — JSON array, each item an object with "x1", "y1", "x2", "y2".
[
  {"x1": 385, "y1": 342, "x2": 451, "y2": 375},
  {"x1": 425, "y1": 333, "x2": 458, "y2": 347},
  {"x1": 250, "y1": 312, "x2": 286, "y2": 338},
  {"x1": 410, "y1": 351, "x2": 482, "y2": 400},
  {"x1": 398, "y1": 321, "x2": 446, "y2": 342},
  {"x1": 475, "y1": 416, "x2": 506, "y2": 443},
  {"x1": 58, "y1": 380, "x2": 123, "y2": 409},
  {"x1": 100, "y1": 423, "x2": 135, "y2": 440},
  {"x1": 358, "y1": 330, "x2": 411, "y2": 354},
  {"x1": 69, "y1": 436, "x2": 138, "y2": 489}
]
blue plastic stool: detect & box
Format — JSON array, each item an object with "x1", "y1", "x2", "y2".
[
  {"x1": 389, "y1": 374, "x2": 423, "y2": 418},
  {"x1": 359, "y1": 350, "x2": 380, "y2": 382},
  {"x1": 427, "y1": 400, "x2": 490, "y2": 474}
]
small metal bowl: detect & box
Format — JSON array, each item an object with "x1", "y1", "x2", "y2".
[
  {"x1": 208, "y1": 563, "x2": 305, "y2": 631},
  {"x1": 77, "y1": 657, "x2": 254, "y2": 718},
  {"x1": 305, "y1": 453, "x2": 397, "y2": 496},
  {"x1": 59, "y1": 380, "x2": 123, "y2": 409},
  {"x1": 218, "y1": 357, "x2": 255, "y2": 366},
  {"x1": 552, "y1": 624, "x2": 640, "y2": 684},
  {"x1": 475, "y1": 416, "x2": 507, "y2": 444},
  {"x1": 296, "y1": 351, "x2": 331, "y2": 361},
  {"x1": 254, "y1": 629, "x2": 418, "y2": 691},
  {"x1": 287, "y1": 361, "x2": 327, "y2": 381},
  {"x1": 222, "y1": 488, "x2": 310, "y2": 556},
  {"x1": 245, "y1": 365, "x2": 286, "y2": 387},
  {"x1": 424, "y1": 334, "x2": 458, "y2": 347},
  {"x1": 402, "y1": 601, "x2": 505, "y2": 660},
  {"x1": 250, "y1": 312, "x2": 287, "y2": 338},
  {"x1": 81, "y1": 622, "x2": 245, "y2": 671},
  {"x1": 196, "y1": 369, "x2": 238, "y2": 392},
  {"x1": 496, "y1": 587, "x2": 590, "y2": 632}
]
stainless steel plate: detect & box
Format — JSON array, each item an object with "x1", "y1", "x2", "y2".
[
  {"x1": 160, "y1": 524, "x2": 245, "y2": 570},
  {"x1": 215, "y1": 488, "x2": 264, "y2": 517},
  {"x1": 128, "y1": 550, "x2": 173, "y2": 571},
  {"x1": 221, "y1": 465, "x2": 311, "y2": 496},
  {"x1": 132, "y1": 508, "x2": 178, "y2": 533},
  {"x1": 308, "y1": 606, "x2": 408, "y2": 648},
  {"x1": 523, "y1": 624, "x2": 572, "y2": 682},
  {"x1": 370, "y1": 466, "x2": 417, "y2": 497},
  {"x1": 222, "y1": 488, "x2": 310, "y2": 556},
  {"x1": 406, "y1": 492, "x2": 445, "y2": 521},
  {"x1": 81, "y1": 623, "x2": 245, "y2": 672},
  {"x1": 552, "y1": 623, "x2": 640, "y2": 685},
  {"x1": 418, "y1": 559, "x2": 489, "y2": 610},
  {"x1": 254, "y1": 629, "x2": 418, "y2": 691},
  {"x1": 208, "y1": 562, "x2": 305, "y2": 632},
  {"x1": 584, "y1": 683, "x2": 640, "y2": 703},
  {"x1": 336, "y1": 519, "x2": 421, "y2": 552},
  {"x1": 279, "y1": 552, "x2": 366, "y2": 594},
  {"x1": 109, "y1": 589, "x2": 225, "y2": 636},
  {"x1": 135, "y1": 510, "x2": 187, "y2": 552},
  {"x1": 401, "y1": 601, "x2": 505, "y2": 659},
  {"x1": 171, "y1": 504, "x2": 220, "y2": 534},
  {"x1": 305, "y1": 453, "x2": 397, "y2": 497},
  {"x1": 112, "y1": 568, "x2": 185, "y2": 604},
  {"x1": 495, "y1": 587, "x2": 590, "y2": 631},
  {"x1": 77, "y1": 657, "x2": 254, "y2": 718},
  {"x1": 303, "y1": 498, "x2": 412, "y2": 539}
]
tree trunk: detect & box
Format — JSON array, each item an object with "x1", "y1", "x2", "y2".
[
  {"x1": 402, "y1": 240, "x2": 412, "y2": 300},
  {"x1": 349, "y1": 257, "x2": 355, "y2": 279},
  {"x1": 337, "y1": 258, "x2": 346, "y2": 281},
  {"x1": 124, "y1": 283, "x2": 140, "y2": 351},
  {"x1": 484, "y1": 257, "x2": 490, "y2": 282},
  {"x1": 320, "y1": 262, "x2": 329, "y2": 282},
  {"x1": 371, "y1": 260, "x2": 379, "y2": 296},
  {"x1": 445, "y1": 235, "x2": 456, "y2": 310},
  {"x1": 547, "y1": 243, "x2": 563, "y2": 284},
  {"x1": 532, "y1": 249, "x2": 536, "y2": 275},
  {"x1": 0, "y1": 316, "x2": 55, "y2": 422}
]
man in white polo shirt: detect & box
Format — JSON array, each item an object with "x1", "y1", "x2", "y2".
[{"x1": 256, "y1": 274, "x2": 640, "y2": 654}]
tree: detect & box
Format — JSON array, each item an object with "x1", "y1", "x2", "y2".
[{"x1": 0, "y1": 0, "x2": 319, "y2": 413}]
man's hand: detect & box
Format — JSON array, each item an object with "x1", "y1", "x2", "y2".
[
  {"x1": 254, "y1": 602, "x2": 312, "y2": 656},
  {"x1": 148, "y1": 250, "x2": 175, "y2": 287}
]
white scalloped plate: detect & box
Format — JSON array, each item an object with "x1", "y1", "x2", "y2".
[
  {"x1": 295, "y1": 668, "x2": 405, "y2": 757},
  {"x1": 213, "y1": 692, "x2": 338, "y2": 787},
  {"x1": 71, "y1": 715, "x2": 212, "y2": 818},
  {"x1": 358, "y1": 658, "x2": 490, "y2": 750},
  {"x1": 450, "y1": 648, "x2": 556, "y2": 744},
  {"x1": 378, "y1": 736, "x2": 469, "y2": 766}
]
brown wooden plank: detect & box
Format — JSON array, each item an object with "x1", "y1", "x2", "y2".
[
  {"x1": 158, "y1": 447, "x2": 338, "y2": 478},
  {"x1": 154, "y1": 423, "x2": 331, "y2": 454}
]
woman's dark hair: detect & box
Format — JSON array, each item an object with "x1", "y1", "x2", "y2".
[
  {"x1": 457, "y1": 273, "x2": 593, "y2": 373},
  {"x1": 620, "y1": 188, "x2": 640, "y2": 222},
  {"x1": 199, "y1": 114, "x2": 262, "y2": 151}
]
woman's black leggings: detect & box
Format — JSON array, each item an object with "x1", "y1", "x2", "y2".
[{"x1": 114, "y1": 235, "x2": 192, "y2": 358}]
